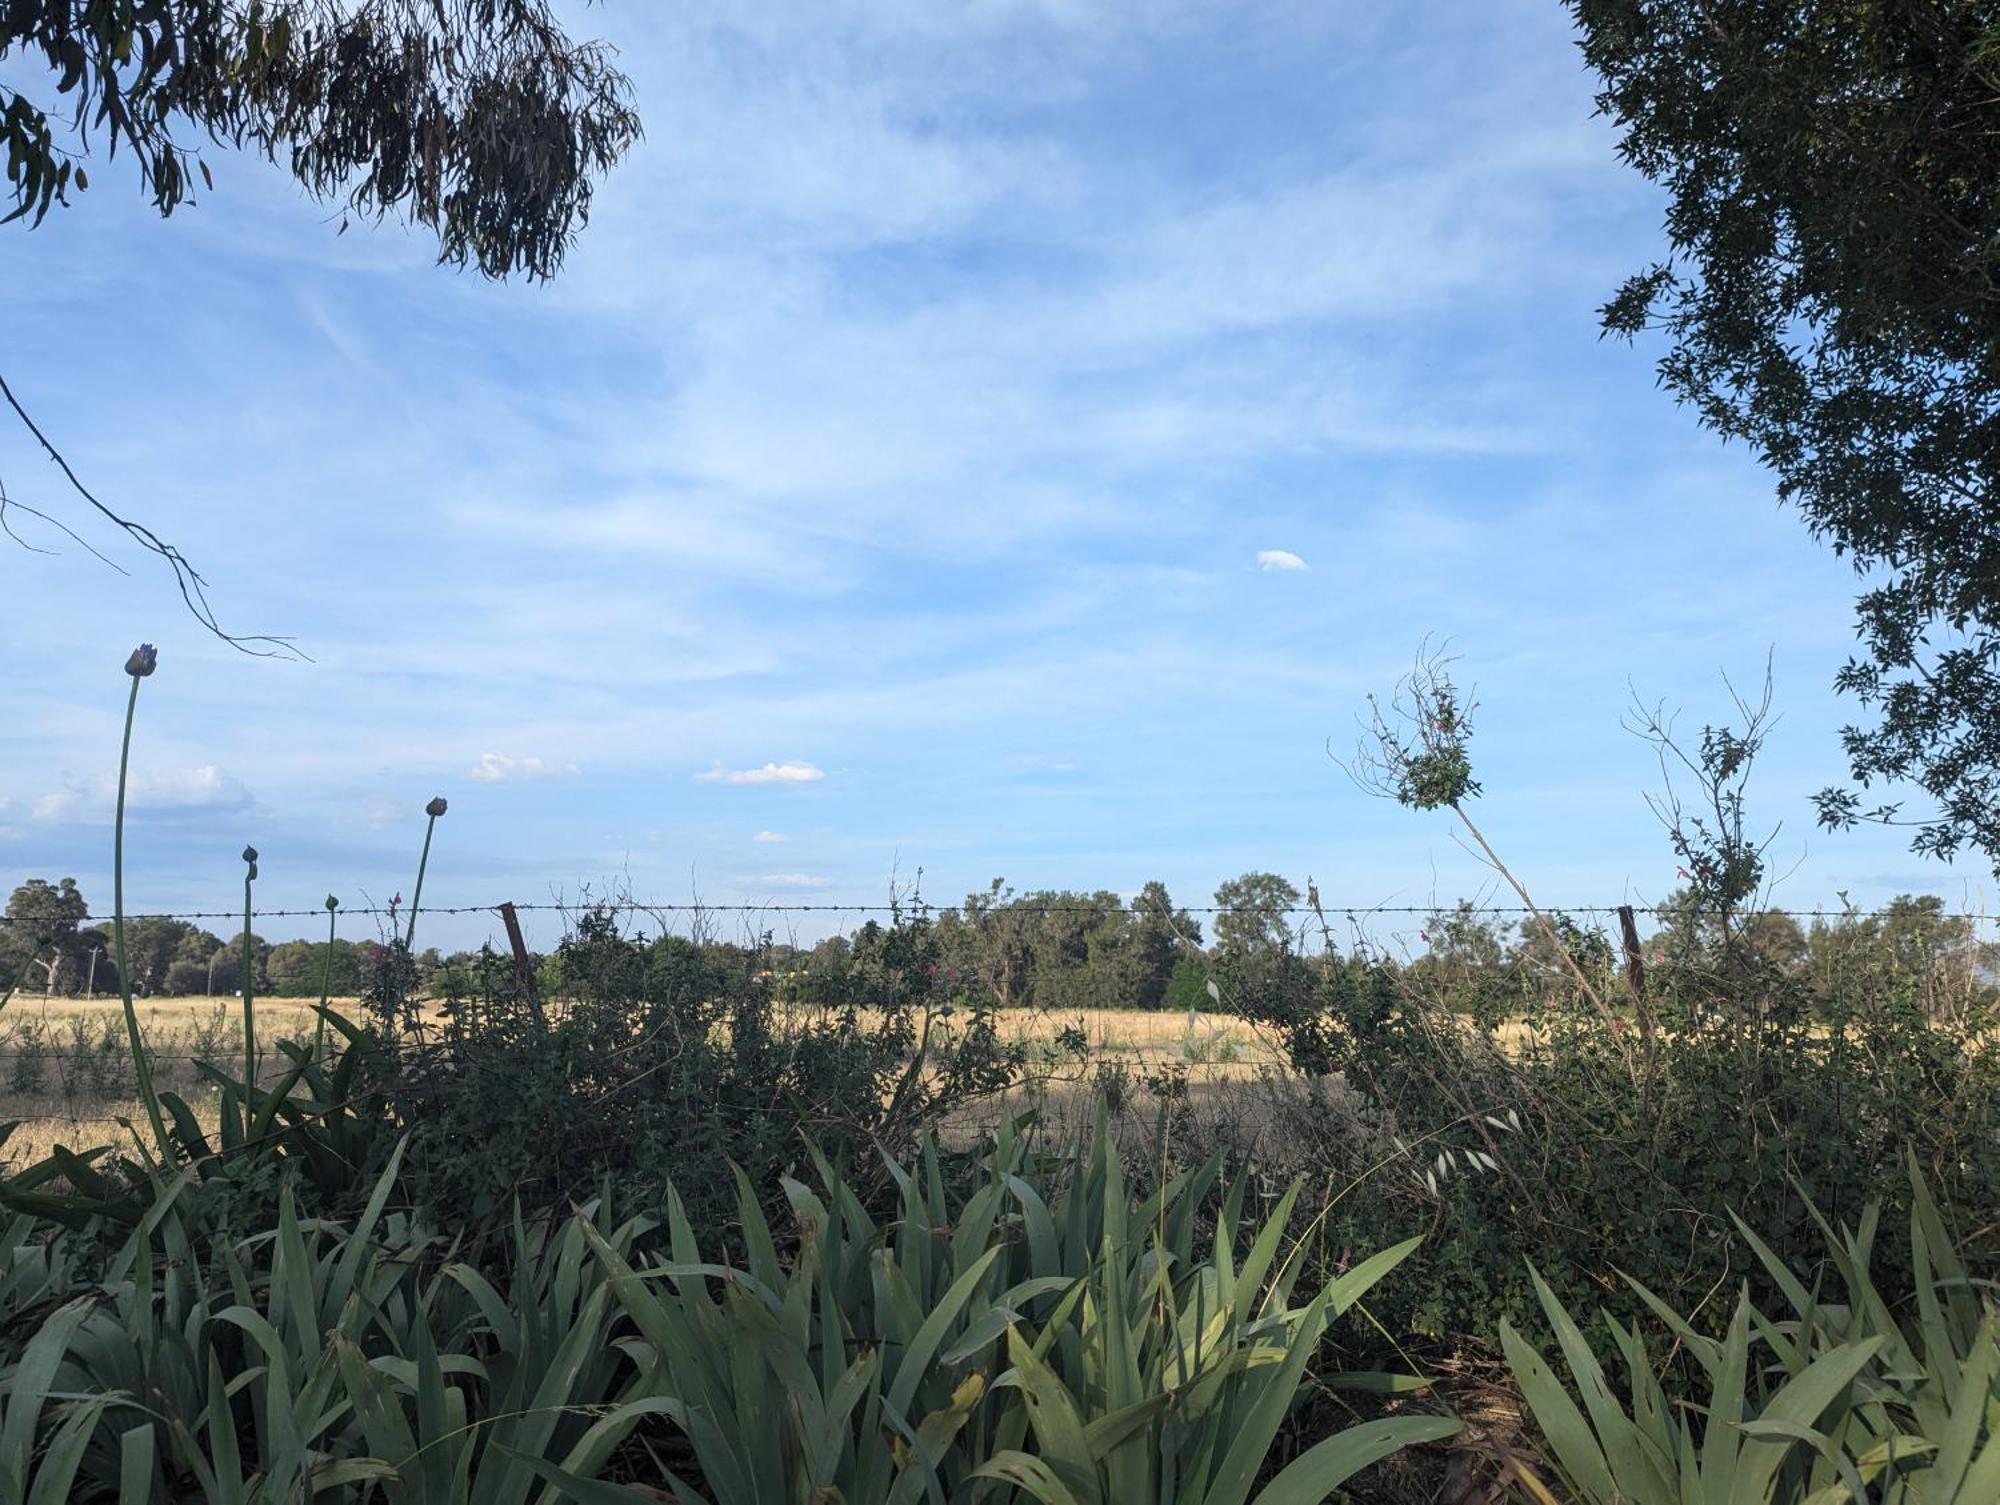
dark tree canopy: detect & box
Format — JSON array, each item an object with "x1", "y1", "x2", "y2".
[
  {"x1": 1570, "y1": 0, "x2": 2000, "y2": 870},
  {"x1": 2, "y1": 0, "x2": 640, "y2": 279},
  {"x1": 1, "y1": 876, "x2": 97, "y2": 995}
]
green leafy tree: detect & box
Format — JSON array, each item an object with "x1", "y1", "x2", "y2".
[
  {"x1": 143, "y1": 922, "x2": 227, "y2": 994},
  {"x1": 73, "y1": 925, "x2": 116, "y2": 995},
  {"x1": 955, "y1": 881, "x2": 1039, "y2": 1009},
  {"x1": 1212, "y1": 872, "x2": 1300, "y2": 958},
  {"x1": 161, "y1": 956, "x2": 210, "y2": 995},
  {"x1": 1737, "y1": 908, "x2": 1809, "y2": 975},
  {"x1": 207, "y1": 931, "x2": 269, "y2": 995},
  {"x1": 1877, "y1": 893, "x2": 1974, "y2": 979},
  {"x1": 1884, "y1": 895, "x2": 1984, "y2": 1017},
  {"x1": 1129, "y1": 880, "x2": 1200, "y2": 1010},
  {"x1": 1805, "y1": 894, "x2": 1984, "y2": 1019},
  {"x1": 1029, "y1": 890, "x2": 1135, "y2": 1012},
  {"x1": 1571, "y1": 1, "x2": 2000, "y2": 871},
  {"x1": 938, "y1": 881, "x2": 1199, "y2": 1010},
  {"x1": 120, "y1": 916, "x2": 214, "y2": 995},
  {"x1": 1163, "y1": 955, "x2": 1216, "y2": 1015},
  {"x1": 1649, "y1": 894, "x2": 1810, "y2": 979},
  {"x1": 2, "y1": 877, "x2": 90, "y2": 996},
  {"x1": 266, "y1": 937, "x2": 365, "y2": 997}
]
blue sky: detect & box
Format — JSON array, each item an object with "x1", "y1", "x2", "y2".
[{"x1": 0, "y1": 1, "x2": 1980, "y2": 953}]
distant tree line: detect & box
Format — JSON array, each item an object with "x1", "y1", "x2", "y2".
[
  {"x1": 1, "y1": 879, "x2": 425, "y2": 999},
  {"x1": 8, "y1": 872, "x2": 1990, "y2": 1023},
  {"x1": 1401, "y1": 892, "x2": 1994, "y2": 1028},
  {"x1": 766, "y1": 874, "x2": 1312, "y2": 1017}
]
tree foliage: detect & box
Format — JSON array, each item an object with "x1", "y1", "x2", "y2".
[
  {"x1": 1, "y1": 0, "x2": 640, "y2": 279},
  {"x1": 939, "y1": 879, "x2": 1204, "y2": 1012},
  {"x1": 1211, "y1": 871, "x2": 1299, "y2": 958},
  {"x1": 1, "y1": 877, "x2": 91, "y2": 995},
  {"x1": 118, "y1": 915, "x2": 223, "y2": 994},
  {"x1": 1570, "y1": 0, "x2": 2000, "y2": 869}
]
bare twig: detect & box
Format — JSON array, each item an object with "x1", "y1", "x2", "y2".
[{"x1": 0, "y1": 369, "x2": 303, "y2": 659}]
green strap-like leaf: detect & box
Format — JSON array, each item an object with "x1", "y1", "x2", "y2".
[
  {"x1": 997, "y1": 1323, "x2": 1102, "y2": 1505},
  {"x1": 970, "y1": 1450, "x2": 1089, "y2": 1505},
  {"x1": 1501, "y1": 1316, "x2": 1617, "y2": 1504},
  {"x1": 1252, "y1": 1413, "x2": 1461, "y2": 1505},
  {"x1": 1726, "y1": 1338, "x2": 1884, "y2": 1505},
  {"x1": 888, "y1": 1245, "x2": 1003, "y2": 1420}
]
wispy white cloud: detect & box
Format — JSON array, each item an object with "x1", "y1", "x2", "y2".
[
  {"x1": 0, "y1": 0, "x2": 1942, "y2": 940},
  {"x1": 471, "y1": 753, "x2": 580, "y2": 783},
  {"x1": 752, "y1": 830, "x2": 790, "y2": 843},
  {"x1": 697, "y1": 761, "x2": 827, "y2": 786},
  {"x1": 31, "y1": 766, "x2": 253, "y2": 825},
  {"x1": 1257, "y1": 549, "x2": 1309, "y2": 573},
  {"x1": 756, "y1": 873, "x2": 830, "y2": 889}
]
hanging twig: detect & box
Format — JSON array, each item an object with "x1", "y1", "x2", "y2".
[{"x1": 0, "y1": 369, "x2": 303, "y2": 659}]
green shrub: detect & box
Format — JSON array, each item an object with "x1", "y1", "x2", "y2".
[
  {"x1": 370, "y1": 906, "x2": 1027, "y2": 1231},
  {"x1": 1229, "y1": 947, "x2": 2000, "y2": 1348},
  {"x1": 1165, "y1": 954, "x2": 1217, "y2": 1014}
]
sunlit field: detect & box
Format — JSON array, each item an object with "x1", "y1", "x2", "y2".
[{"x1": 0, "y1": 993, "x2": 1292, "y2": 1163}]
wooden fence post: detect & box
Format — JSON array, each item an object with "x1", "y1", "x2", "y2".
[
  {"x1": 497, "y1": 902, "x2": 548, "y2": 1030},
  {"x1": 1617, "y1": 905, "x2": 1647, "y2": 1001}
]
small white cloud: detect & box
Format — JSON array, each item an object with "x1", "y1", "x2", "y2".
[
  {"x1": 697, "y1": 761, "x2": 826, "y2": 786},
  {"x1": 752, "y1": 830, "x2": 789, "y2": 843},
  {"x1": 1011, "y1": 753, "x2": 1079, "y2": 773},
  {"x1": 471, "y1": 752, "x2": 580, "y2": 783},
  {"x1": 758, "y1": 873, "x2": 830, "y2": 888},
  {"x1": 1257, "y1": 549, "x2": 1309, "y2": 572}
]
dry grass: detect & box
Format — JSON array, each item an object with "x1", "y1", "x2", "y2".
[
  {"x1": 0, "y1": 994, "x2": 1295, "y2": 1165},
  {"x1": 2, "y1": 1113, "x2": 156, "y2": 1165},
  {"x1": 2, "y1": 993, "x2": 333, "y2": 1035},
  {"x1": 5, "y1": 995, "x2": 1279, "y2": 1057},
  {"x1": 1000, "y1": 1006, "x2": 1281, "y2": 1064},
  {"x1": 0, "y1": 994, "x2": 352, "y2": 1165}
]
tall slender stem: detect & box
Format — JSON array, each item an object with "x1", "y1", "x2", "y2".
[
  {"x1": 406, "y1": 813, "x2": 438, "y2": 950},
  {"x1": 1451, "y1": 800, "x2": 1637, "y2": 1084},
  {"x1": 241, "y1": 861, "x2": 258, "y2": 1135},
  {"x1": 114, "y1": 673, "x2": 171, "y2": 1158}
]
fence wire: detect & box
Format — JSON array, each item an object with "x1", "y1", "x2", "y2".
[
  {"x1": 4, "y1": 899, "x2": 1993, "y2": 924},
  {"x1": 5, "y1": 896, "x2": 1993, "y2": 1138}
]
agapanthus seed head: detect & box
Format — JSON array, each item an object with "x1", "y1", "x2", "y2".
[
  {"x1": 426, "y1": 796, "x2": 448, "y2": 818},
  {"x1": 125, "y1": 644, "x2": 158, "y2": 677},
  {"x1": 242, "y1": 845, "x2": 259, "y2": 865},
  {"x1": 325, "y1": 894, "x2": 340, "y2": 911}
]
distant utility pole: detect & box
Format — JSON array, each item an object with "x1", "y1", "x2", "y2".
[
  {"x1": 86, "y1": 946, "x2": 100, "y2": 998},
  {"x1": 207, "y1": 950, "x2": 220, "y2": 996}
]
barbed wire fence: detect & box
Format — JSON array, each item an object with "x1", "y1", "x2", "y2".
[
  {"x1": 4, "y1": 898, "x2": 1990, "y2": 923},
  {"x1": 2, "y1": 894, "x2": 1993, "y2": 1143}
]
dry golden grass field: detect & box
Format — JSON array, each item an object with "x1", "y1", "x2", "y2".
[
  {"x1": 0, "y1": 994, "x2": 1292, "y2": 1164},
  {"x1": 0, "y1": 994, "x2": 336, "y2": 1163}
]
